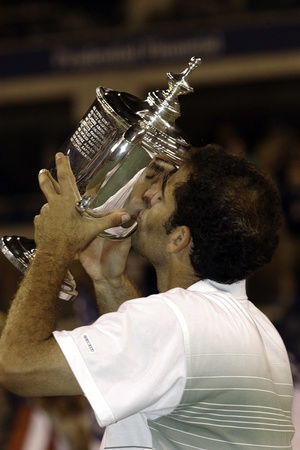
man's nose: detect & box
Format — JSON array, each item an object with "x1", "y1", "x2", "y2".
[{"x1": 143, "y1": 181, "x2": 163, "y2": 206}]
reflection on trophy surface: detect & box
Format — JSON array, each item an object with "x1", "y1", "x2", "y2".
[
  {"x1": 0, "y1": 57, "x2": 201, "y2": 301},
  {"x1": 81, "y1": 156, "x2": 178, "y2": 238}
]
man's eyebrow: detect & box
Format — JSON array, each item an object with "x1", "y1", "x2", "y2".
[{"x1": 148, "y1": 161, "x2": 165, "y2": 174}]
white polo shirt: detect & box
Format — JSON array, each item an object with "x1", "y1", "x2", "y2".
[{"x1": 54, "y1": 280, "x2": 294, "y2": 449}]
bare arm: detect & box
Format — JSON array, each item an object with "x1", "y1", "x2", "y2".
[
  {"x1": 0, "y1": 153, "x2": 130, "y2": 397},
  {"x1": 0, "y1": 248, "x2": 82, "y2": 397},
  {"x1": 80, "y1": 237, "x2": 141, "y2": 314}
]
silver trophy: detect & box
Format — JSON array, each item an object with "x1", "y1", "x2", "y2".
[{"x1": 0, "y1": 57, "x2": 201, "y2": 300}]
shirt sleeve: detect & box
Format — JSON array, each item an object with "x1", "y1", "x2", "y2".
[{"x1": 53, "y1": 294, "x2": 186, "y2": 427}]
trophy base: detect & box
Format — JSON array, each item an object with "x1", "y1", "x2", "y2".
[{"x1": 0, "y1": 236, "x2": 78, "y2": 301}]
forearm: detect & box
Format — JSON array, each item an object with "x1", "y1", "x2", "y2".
[
  {"x1": 93, "y1": 272, "x2": 141, "y2": 314},
  {"x1": 6, "y1": 249, "x2": 68, "y2": 338},
  {"x1": 0, "y1": 249, "x2": 71, "y2": 389}
]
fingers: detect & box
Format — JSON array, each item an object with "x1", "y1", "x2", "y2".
[
  {"x1": 89, "y1": 211, "x2": 131, "y2": 236},
  {"x1": 64, "y1": 154, "x2": 81, "y2": 201},
  {"x1": 55, "y1": 153, "x2": 79, "y2": 199},
  {"x1": 38, "y1": 169, "x2": 58, "y2": 200},
  {"x1": 83, "y1": 208, "x2": 127, "y2": 219},
  {"x1": 50, "y1": 176, "x2": 61, "y2": 194},
  {"x1": 69, "y1": 161, "x2": 80, "y2": 198},
  {"x1": 38, "y1": 153, "x2": 80, "y2": 202}
]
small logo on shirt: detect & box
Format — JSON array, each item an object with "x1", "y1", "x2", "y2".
[{"x1": 82, "y1": 334, "x2": 96, "y2": 353}]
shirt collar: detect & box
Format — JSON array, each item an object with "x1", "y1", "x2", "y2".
[{"x1": 187, "y1": 279, "x2": 247, "y2": 300}]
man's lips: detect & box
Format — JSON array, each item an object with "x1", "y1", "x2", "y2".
[
  {"x1": 136, "y1": 209, "x2": 146, "y2": 221},
  {"x1": 120, "y1": 209, "x2": 144, "y2": 229},
  {"x1": 129, "y1": 205, "x2": 144, "y2": 220}
]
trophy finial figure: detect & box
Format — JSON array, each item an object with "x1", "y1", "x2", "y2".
[
  {"x1": 144, "y1": 56, "x2": 201, "y2": 127},
  {"x1": 167, "y1": 56, "x2": 202, "y2": 95}
]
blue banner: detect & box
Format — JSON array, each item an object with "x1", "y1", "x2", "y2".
[{"x1": 0, "y1": 22, "x2": 299, "y2": 78}]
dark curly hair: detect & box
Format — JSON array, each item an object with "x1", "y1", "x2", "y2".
[{"x1": 165, "y1": 144, "x2": 282, "y2": 283}]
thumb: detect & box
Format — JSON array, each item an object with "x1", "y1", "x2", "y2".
[{"x1": 89, "y1": 210, "x2": 131, "y2": 234}]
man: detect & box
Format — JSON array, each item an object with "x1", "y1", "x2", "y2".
[{"x1": 0, "y1": 144, "x2": 295, "y2": 449}]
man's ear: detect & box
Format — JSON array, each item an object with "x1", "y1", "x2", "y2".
[{"x1": 167, "y1": 226, "x2": 192, "y2": 254}]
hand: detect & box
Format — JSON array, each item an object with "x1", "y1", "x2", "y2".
[
  {"x1": 80, "y1": 236, "x2": 132, "y2": 285},
  {"x1": 34, "y1": 153, "x2": 131, "y2": 259}
]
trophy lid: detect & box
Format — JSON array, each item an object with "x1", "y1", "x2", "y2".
[{"x1": 96, "y1": 57, "x2": 201, "y2": 165}]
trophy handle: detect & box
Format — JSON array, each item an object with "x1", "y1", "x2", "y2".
[{"x1": 0, "y1": 236, "x2": 78, "y2": 301}]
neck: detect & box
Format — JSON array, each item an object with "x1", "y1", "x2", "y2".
[{"x1": 155, "y1": 264, "x2": 199, "y2": 293}]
